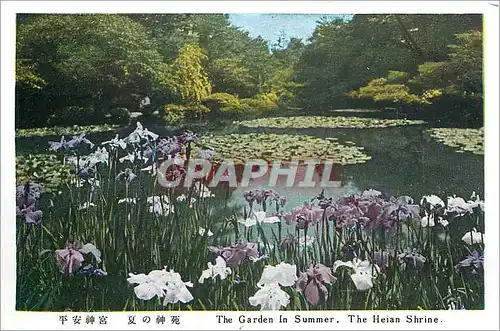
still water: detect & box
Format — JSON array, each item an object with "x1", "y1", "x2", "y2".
[
  {"x1": 227, "y1": 124, "x2": 484, "y2": 212},
  {"x1": 16, "y1": 118, "x2": 484, "y2": 213}
]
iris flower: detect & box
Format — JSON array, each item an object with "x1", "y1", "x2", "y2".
[
  {"x1": 116, "y1": 168, "x2": 137, "y2": 183},
  {"x1": 296, "y1": 264, "x2": 337, "y2": 305},
  {"x1": 249, "y1": 283, "x2": 290, "y2": 311},
  {"x1": 78, "y1": 202, "x2": 96, "y2": 210},
  {"x1": 101, "y1": 134, "x2": 127, "y2": 150},
  {"x1": 445, "y1": 196, "x2": 475, "y2": 218},
  {"x1": 55, "y1": 243, "x2": 101, "y2": 276},
  {"x1": 127, "y1": 268, "x2": 193, "y2": 304},
  {"x1": 257, "y1": 262, "x2": 298, "y2": 287},
  {"x1": 420, "y1": 211, "x2": 448, "y2": 227},
  {"x1": 198, "y1": 256, "x2": 232, "y2": 284},
  {"x1": 455, "y1": 250, "x2": 483, "y2": 274},
  {"x1": 157, "y1": 137, "x2": 182, "y2": 158},
  {"x1": 124, "y1": 122, "x2": 159, "y2": 145},
  {"x1": 238, "y1": 211, "x2": 281, "y2": 227},
  {"x1": 461, "y1": 228, "x2": 484, "y2": 245},
  {"x1": 127, "y1": 271, "x2": 168, "y2": 300},
  {"x1": 162, "y1": 270, "x2": 194, "y2": 305},
  {"x1": 16, "y1": 201, "x2": 43, "y2": 225},
  {"x1": 213, "y1": 243, "x2": 260, "y2": 267},
  {"x1": 48, "y1": 134, "x2": 94, "y2": 151},
  {"x1": 147, "y1": 195, "x2": 172, "y2": 216},
  {"x1": 55, "y1": 247, "x2": 84, "y2": 276},
  {"x1": 397, "y1": 249, "x2": 427, "y2": 270},
  {"x1": 194, "y1": 184, "x2": 215, "y2": 198},
  {"x1": 333, "y1": 258, "x2": 380, "y2": 291},
  {"x1": 198, "y1": 227, "x2": 214, "y2": 237},
  {"x1": 284, "y1": 203, "x2": 324, "y2": 229},
  {"x1": 178, "y1": 131, "x2": 197, "y2": 144},
  {"x1": 420, "y1": 194, "x2": 445, "y2": 209}
]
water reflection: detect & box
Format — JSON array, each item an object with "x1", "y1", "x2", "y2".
[{"x1": 234, "y1": 125, "x2": 484, "y2": 208}]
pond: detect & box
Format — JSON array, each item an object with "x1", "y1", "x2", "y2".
[
  {"x1": 224, "y1": 123, "x2": 484, "y2": 214},
  {"x1": 16, "y1": 113, "x2": 485, "y2": 212}
]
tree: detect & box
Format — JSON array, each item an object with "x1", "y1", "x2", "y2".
[
  {"x1": 349, "y1": 30, "x2": 483, "y2": 125},
  {"x1": 166, "y1": 43, "x2": 211, "y2": 105},
  {"x1": 16, "y1": 14, "x2": 167, "y2": 127},
  {"x1": 292, "y1": 14, "x2": 482, "y2": 111}
]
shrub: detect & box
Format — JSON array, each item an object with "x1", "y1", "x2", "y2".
[
  {"x1": 107, "y1": 107, "x2": 131, "y2": 125},
  {"x1": 163, "y1": 104, "x2": 211, "y2": 125},
  {"x1": 202, "y1": 93, "x2": 241, "y2": 114},
  {"x1": 240, "y1": 93, "x2": 279, "y2": 116},
  {"x1": 48, "y1": 106, "x2": 105, "y2": 126}
]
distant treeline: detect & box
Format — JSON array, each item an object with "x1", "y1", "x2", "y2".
[{"x1": 16, "y1": 14, "x2": 482, "y2": 128}]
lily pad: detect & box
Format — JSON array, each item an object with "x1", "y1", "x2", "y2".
[
  {"x1": 197, "y1": 133, "x2": 372, "y2": 165},
  {"x1": 236, "y1": 116, "x2": 426, "y2": 129},
  {"x1": 16, "y1": 124, "x2": 120, "y2": 138},
  {"x1": 427, "y1": 128, "x2": 484, "y2": 155},
  {"x1": 16, "y1": 154, "x2": 73, "y2": 192}
]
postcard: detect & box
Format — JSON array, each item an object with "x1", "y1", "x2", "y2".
[{"x1": 1, "y1": 1, "x2": 498, "y2": 330}]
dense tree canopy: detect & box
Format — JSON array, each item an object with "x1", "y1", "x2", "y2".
[{"x1": 15, "y1": 14, "x2": 483, "y2": 128}]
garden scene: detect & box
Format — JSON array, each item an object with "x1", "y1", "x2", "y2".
[{"x1": 15, "y1": 14, "x2": 484, "y2": 311}]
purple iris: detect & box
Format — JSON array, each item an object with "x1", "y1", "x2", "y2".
[
  {"x1": 16, "y1": 201, "x2": 43, "y2": 225},
  {"x1": 285, "y1": 203, "x2": 324, "y2": 229},
  {"x1": 329, "y1": 192, "x2": 421, "y2": 234},
  {"x1": 210, "y1": 243, "x2": 260, "y2": 267},
  {"x1": 397, "y1": 249, "x2": 427, "y2": 270},
  {"x1": 244, "y1": 189, "x2": 286, "y2": 207},
  {"x1": 455, "y1": 250, "x2": 483, "y2": 274},
  {"x1": 178, "y1": 131, "x2": 197, "y2": 144},
  {"x1": 16, "y1": 183, "x2": 43, "y2": 225},
  {"x1": 296, "y1": 264, "x2": 337, "y2": 306},
  {"x1": 157, "y1": 137, "x2": 182, "y2": 158}
]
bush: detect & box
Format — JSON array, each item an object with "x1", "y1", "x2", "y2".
[
  {"x1": 106, "y1": 107, "x2": 131, "y2": 125},
  {"x1": 240, "y1": 93, "x2": 279, "y2": 116},
  {"x1": 201, "y1": 93, "x2": 241, "y2": 114},
  {"x1": 163, "y1": 104, "x2": 211, "y2": 125},
  {"x1": 48, "y1": 106, "x2": 105, "y2": 126}
]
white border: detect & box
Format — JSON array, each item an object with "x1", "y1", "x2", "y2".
[{"x1": 1, "y1": 1, "x2": 499, "y2": 330}]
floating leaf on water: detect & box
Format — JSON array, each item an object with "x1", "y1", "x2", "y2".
[
  {"x1": 195, "y1": 133, "x2": 372, "y2": 165},
  {"x1": 236, "y1": 116, "x2": 426, "y2": 129}
]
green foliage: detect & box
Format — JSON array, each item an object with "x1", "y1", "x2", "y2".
[
  {"x1": 207, "y1": 58, "x2": 256, "y2": 97},
  {"x1": 15, "y1": 14, "x2": 483, "y2": 129},
  {"x1": 240, "y1": 93, "x2": 279, "y2": 115},
  {"x1": 350, "y1": 78, "x2": 429, "y2": 105},
  {"x1": 107, "y1": 107, "x2": 131, "y2": 126},
  {"x1": 16, "y1": 124, "x2": 119, "y2": 137},
  {"x1": 16, "y1": 14, "x2": 167, "y2": 128},
  {"x1": 167, "y1": 43, "x2": 212, "y2": 105},
  {"x1": 236, "y1": 116, "x2": 426, "y2": 129},
  {"x1": 16, "y1": 59, "x2": 46, "y2": 89},
  {"x1": 16, "y1": 154, "x2": 72, "y2": 193},
  {"x1": 47, "y1": 106, "x2": 105, "y2": 127},
  {"x1": 163, "y1": 103, "x2": 211, "y2": 125},
  {"x1": 202, "y1": 93, "x2": 241, "y2": 114},
  {"x1": 293, "y1": 14, "x2": 481, "y2": 111},
  {"x1": 349, "y1": 29, "x2": 482, "y2": 125},
  {"x1": 386, "y1": 70, "x2": 410, "y2": 83}
]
